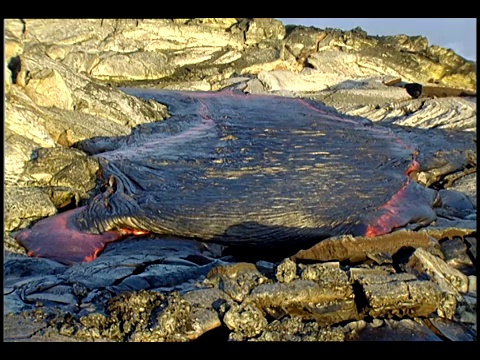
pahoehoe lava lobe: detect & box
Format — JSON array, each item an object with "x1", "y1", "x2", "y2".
[{"x1": 16, "y1": 89, "x2": 441, "y2": 264}]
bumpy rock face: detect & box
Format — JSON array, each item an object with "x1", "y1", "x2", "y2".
[
  {"x1": 3, "y1": 18, "x2": 477, "y2": 342},
  {"x1": 6, "y1": 19, "x2": 475, "y2": 91},
  {"x1": 283, "y1": 26, "x2": 476, "y2": 91}
]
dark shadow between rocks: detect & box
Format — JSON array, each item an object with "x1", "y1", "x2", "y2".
[
  {"x1": 7, "y1": 55, "x2": 21, "y2": 84},
  {"x1": 210, "y1": 221, "x2": 366, "y2": 263}
]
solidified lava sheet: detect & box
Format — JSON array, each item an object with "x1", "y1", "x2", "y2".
[{"x1": 16, "y1": 89, "x2": 440, "y2": 264}]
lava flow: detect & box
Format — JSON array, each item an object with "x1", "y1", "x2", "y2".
[
  {"x1": 15, "y1": 206, "x2": 149, "y2": 265},
  {"x1": 364, "y1": 155, "x2": 435, "y2": 237},
  {"x1": 14, "y1": 89, "x2": 439, "y2": 264}
]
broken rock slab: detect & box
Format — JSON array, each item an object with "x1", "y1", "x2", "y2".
[
  {"x1": 406, "y1": 247, "x2": 469, "y2": 299},
  {"x1": 290, "y1": 229, "x2": 444, "y2": 264},
  {"x1": 351, "y1": 267, "x2": 457, "y2": 320}
]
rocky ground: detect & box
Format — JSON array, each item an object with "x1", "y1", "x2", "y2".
[{"x1": 3, "y1": 18, "x2": 477, "y2": 342}]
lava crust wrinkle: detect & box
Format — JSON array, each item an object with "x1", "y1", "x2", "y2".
[{"x1": 15, "y1": 89, "x2": 475, "y2": 264}]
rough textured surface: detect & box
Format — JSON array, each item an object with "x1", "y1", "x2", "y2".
[
  {"x1": 4, "y1": 18, "x2": 476, "y2": 231},
  {"x1": 3, "y1": 18, "x2": 476, "y2": 342},
  {"x1": 4, "y1": 249, "x2": 475, "y2": 341}
]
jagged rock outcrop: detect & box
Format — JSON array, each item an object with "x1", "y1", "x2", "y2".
[{"x1": 6, "y1": 19, "x2": 475, "y2": 91}]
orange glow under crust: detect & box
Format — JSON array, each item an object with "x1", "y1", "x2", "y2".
[
  {"x1": 84, "y1": 246, "x2": 105, "y2": 263},
  {"x1": 15, "y1": 91, "x2": 427, "y2": 261},
  {"x1": 405, "y1": 158, "x2": 420, "y2": 176},
  {"x1": 83, "y1": 228, "x2": 150, "y2": 262},
  {"x1": 365, "y1": 152, "x2": 422, "y2": 238},
  {"x1": 15, "y1": 206, "x2": 150, "y2": 265},
  {"x1": 119, "y1": 228, "x2": 151, "y2": 236},
  {"x1": 365, "y1": 181, "x2": 411, "y2": 237}
]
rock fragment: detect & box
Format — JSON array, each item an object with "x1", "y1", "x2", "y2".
[
  {"x1": 224, "y1": 303, "x2": 268, "y2": 339},
  {"x1": 406, "y1": 247, "x2": 469, "y2": 298},
  {"x1": 205, "y1": 262, "x2": 270, "y2": 302},
  {"x1": 440, "y1": 237, "x2": 475, "y2": 275},
  {"x1": 253, "y1": 316, "x2": 345, "y2": 342},
  {"x1": 24, "y1": 68, "x2": 74, "y2": 110},
  {"x1": 275, "y1": 258, "x2": 297, "y2": 283},
  {"x1": 353, "y1": 268, "x2": 455, "y2": 319},
  {"x1": 291, "y1": 230, "x2": 443, "y2": 264},
  {"x1": 246, "y1": 278, "x2": 358, "y2": 326}
]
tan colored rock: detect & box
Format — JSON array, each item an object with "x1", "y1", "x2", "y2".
[
  {"x1": 206, "y1": 262, "x2": 270, "y2": 302},
  {"x1": 349, "y1": 268, "x2": 417, "y2": 283},
  {"x1": 9, "y1": 19, "x2": 107, "y2": 45},
  {"x1": 299, "y1": 262, "x2": 348, "y2": 284},
  {"x1": 187, "y1": 18, "x2": 238, "y2": 28},
  {"x1": 275, "y1": 258, "x2": 297, "y2": 283},
  {"x1": 406, "y1": 247, "x2": 469, "y2": 298},
  {"x1": 352, "y1": 269, "x2": 456, "y2": 318},
  {"x1": 441, "y1": 73, "x2": 477, "y2": 91},
  {"x1": 5, "y1": 37, "x2": 23, "y2": 63},
  {"x1": 307, "y1": 51, "x2": 392, "y2": 87},
  {"x1": 177, "y1": 307, "x2": 221, "y2": 341},
  {"x1": 291, "y1": 229, "x2": 443, "y2": 264},
  {"x1": 4, "y1": 19, "x2": 26, "y2": 39},
  {"x1": 285, "y1": 26, "x2": 475, "y2": 92},
  {"x1": 62, "y1": 52, "x2": 101, "y2": 74},
  {"x1": 182, "y1": 287, "x2": 234, "y2": 309},
  {"x1": 4, "y1": 186, "x2": 57, "y2": 231},
  {"x1": 212, "y1": 50, "x2": 243, "y2": 65},
  {"x1": 19, "y1": 51, "x2": 168, "y2": 127},
  {"x1": 167, "y1": 47, "x2": 224, "y2": 68},
  {"x1": 4, "y1": 92, "x2": 57, "y2": 185},
  {"x1": 6, "y1": 18, "x2": 476, "y2": 93},
  {"x1": 159, "y1": 80, "x2": 212, "y2": 92},
  {"x1": 254, "y1": 316, "x2": 346, "y2": 341},
  {"x1": 4, "y1": 49, "x2": 168, "y2": 230},
  {"x1": 90, "y1": 52, "x2": 173, "y2": 82},
  {"x1": 23, "y1": 147, "x2": 99, "y2": 197},
  {"x1": 24, "y1": 68, "x2": 74, "y2": 110},
  {"x1": 223, "y1": 303, "x2": 268, "y2": 337},
  {"x1": 242, "y1": 18, "x2": 285, "y2": 45},
  {"x1": 123, "y1": 19, "x2": 244, "y2": 50},
  {"x1": 45, "y1": 45, "x2": 69, "y2": 61},
  {"x1": 423, "y1": 228, "x2": 477, "y2": 242},
  {"x1": 284, "y1": 26, "x2": 328, "y2": 59},
  {"x1": 4, "y1": 129, "x2": 45, "y2": 186},
  {"x1": 246, "y1": 279, "x2": 358, "y2": 326},
  {"x1": 255, "y1": 69, "x2": 329, "y2": 92}
]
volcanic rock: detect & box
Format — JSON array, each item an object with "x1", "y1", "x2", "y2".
[{"x1": 3, "y1": 18, "x2": 477, "y2": 342}]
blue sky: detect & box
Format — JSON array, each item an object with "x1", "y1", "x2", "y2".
[{"x1": 277, "y1": 18, "x2": 476, "y2": 61}]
